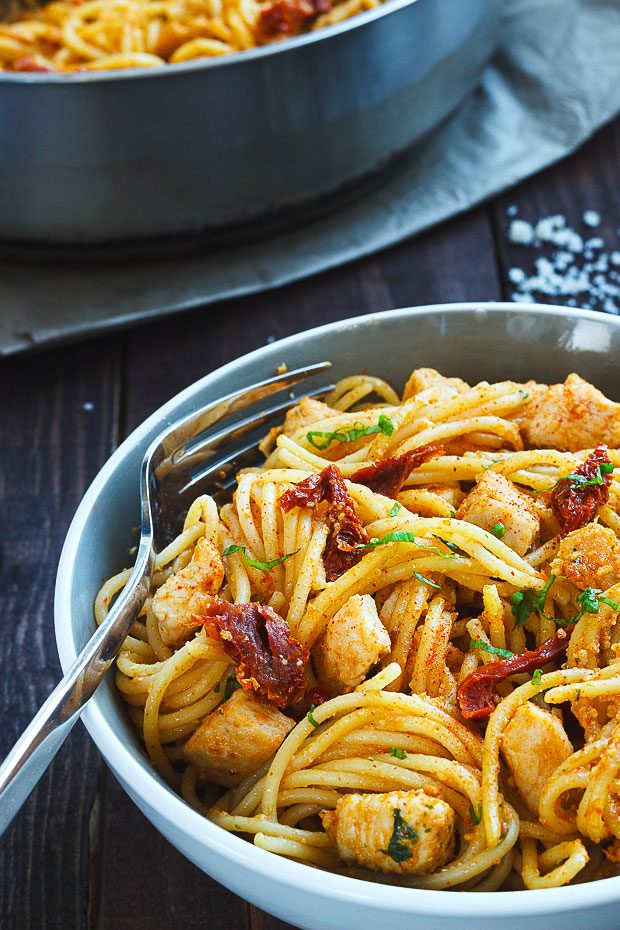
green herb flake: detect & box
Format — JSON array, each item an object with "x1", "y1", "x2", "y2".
[
  {"x1": 509, "y1": 575, "x2": 555, "y2": 627},
  {"x1": 307, "y1": 414, "x2": 394, "y2": 450},
  {"x1": 469, "y1": 803, "x2": 482, "y2": 825},
  {"x1": 223, "y1": 674, "x2": 242, "y2": 702},
  {"x1": 531, "y1": 669, "x2": 543, "y2": 685},
  {"x1": 519, "y1": 391, "x2": 530, "y2": 401},
  {"x1": 413, "y1": 571, "x2": 442, "y2": 589},
  {"x1": 470, "y1": 639, "x2": 514, "y2": 660},
  {"x1": 450, "y1": 509, "x2": 457, "y2": 519},
  {"x1": 382, "y1": 808, "x2": 419, "y2": 863},
  {"x1": 389, "y1": 746, "x2": 407, "y2": 760},
  {"x1": 354, "y1": 531, "x2": 456, "y2": 562},
  {"x1": 576, "y1": 587, "x2": 620, "y2": 615},
  {"x1": 434, "y1": 535, "x2": 461, "y2": 554},
  {"x1": 307, "y1": 704, "x2": 320, "y2": 728},
  {"x1": 389, "y1": 501, "x2": 402, "y2": 517},
  {"x1": 222, "y1": 544, "x2": 299, "y2": 572},
  {"x1": 490, "y1": 522, "x2": 506, "y2": 539},
  {"x1": 575, "y1": 688, "x2": 582, "y2": 700},
  {"x1": 534, "y1": 462, "x2": 615, "y2": 494}
]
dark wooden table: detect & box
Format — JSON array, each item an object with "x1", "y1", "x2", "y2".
[{"x1": 1, "y1": 115, "x2": 619, "y2": 930}]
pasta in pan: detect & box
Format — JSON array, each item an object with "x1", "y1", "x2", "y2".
[
  {"x1": 0, "y1": 0, "x2": 380, "y2": 72},
  {"x1": 96, "y1": 366, "x2": 620, "y2": 891}
]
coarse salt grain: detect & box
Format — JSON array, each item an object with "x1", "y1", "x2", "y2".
[
  {"x1": 508, "y1": 219, "x2": 535, "y2": 245},
  {"x1": 582, "y1": 210, "x2": 601, "y2": 228}
]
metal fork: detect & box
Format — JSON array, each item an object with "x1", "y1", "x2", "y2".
[{"x1": 0, "y1": 360, "x2": 332, "y2": 836}]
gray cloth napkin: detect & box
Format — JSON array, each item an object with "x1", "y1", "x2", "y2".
[{"x1": 2, "y1": 0, "x2": 619, "y2": 355}]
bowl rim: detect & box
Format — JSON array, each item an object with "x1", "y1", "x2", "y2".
[
  {"x1": 0, "y1": 0, "x2": 426, "y2": 86},
  {"x1": 55, "y1": 301, "x2": 620, "y2": 917}
]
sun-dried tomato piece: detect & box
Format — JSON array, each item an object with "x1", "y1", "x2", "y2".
[
  {"x1": 279, "y1": 464, "x2": 368, "y2": 581},
  {"x1": 457, "y1": 626, "x2": 574, "y2": 721},
  {"x1": 551, "y1": 444, "x2": 613, "y2": 537},
  {"x1": 350, "y1": 443, "x2": 444, "y2": 498},
  {"x1": 201, "y1": 600, "x2": 308, "y2": 707},
  {"x1": 257, "y1": 0, "x2": 330, "y2": 39}
]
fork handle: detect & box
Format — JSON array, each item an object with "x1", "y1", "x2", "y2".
[{"x1": 0, "y1": 553, "x2": 152, "y2": 837}]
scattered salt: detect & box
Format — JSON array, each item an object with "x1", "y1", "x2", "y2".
[
  {"x1": 507, "y1": 204, "x2": 519, "y2": 217},
  {"x1": 582, "y1": 210, "x2": 601, "y2": 228},
  {"x1": 82, "y1": 401, "x2": 94, "y2": 412},
  {"x1": 266, "y1": 335, "x2": 276, "y2": 344},
  {"x1": 534, "y1": 215, "x2": 583, "y2": 252},
  {"x1": 506, "y1": 211, "x2": 620, "y2": 314}
]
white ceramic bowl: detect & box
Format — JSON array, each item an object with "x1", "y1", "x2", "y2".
[{"x1": 55, "y1": 303, "x2": 620, "y2": 930}]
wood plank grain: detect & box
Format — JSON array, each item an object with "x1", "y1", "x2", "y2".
[
  {"x1": 0, "y1": 337, "x2": 121, "y2": 930},
  {"x1": 491, "y1": 117, "x2": 620, "y2": 308},
  {"x1": 93, "y1": 204, "x2": 501, "y2": 930}
]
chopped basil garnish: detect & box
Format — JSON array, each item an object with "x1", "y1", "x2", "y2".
[
  {"x1": 533, "y1": 461, "x2": 615, "y2": 494},
  {"x1": 354, "y1": 531, "x2": 456, "y2": 560},
  {"x1": 491, "y1": 522, "x2": 506, "y2": 539},
  {"x1": 470, "y1": 639, "x2": 514, "y2": 660},
  {"x1": 222, "y1": 544, "x2": 298, "y2": 572},
  {"x1": 389, "y1": 501, "x2": 402, "y2": 517},
  {"x1": 223, "y1": 674, "x2": 242, "y2": 702},
  {"x1": 389, "y1": 746, "x2": 407, "y2": 760},
  {"x1": 509, "y1": 578, "x2": 620, "y2": 630},
  {"x1": 450, "y1": 509, "x2": 457, "y2": 519},
  {"x1": 413, "y1": 571, "x2": 442, "y2": 589},
  {"x1": 531, "y1": 669, "x2": 543, "y2": 685},
  {"x1": 307, "y1": 414, "x2": 394, "y2": 450},
  {"x1": 307, "y1": 704, "x2": 320, "y2": 728},
  {"x1": 519, "y1": 391, "x2": 530, "y2": 401},
  {"x1": 382, "y1": 808, "x2": 418, "y2": 863},
  {"x1": 576, "y1": 587, "x2": 620, "y2": 615},
  {"x1": 509, "y1": 575, "x2": 555, "y2": 626},
  {"x1": 434, "y1": 535, "x2": 462, "y2": 554},
  {"x1": 469, "y1": 803, "x2": 483, "y2": 825}
]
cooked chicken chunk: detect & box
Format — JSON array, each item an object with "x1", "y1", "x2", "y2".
[
  {"x1": 402, "y1": 367, "x2": 469, "y2": 403},
  {"x1": 519, "y1": 373, "x2": 620, "y2": 452},
  {"x1": 428, "y1": 484, "x2": 466, "y2": 510},
  {"x1": 456, "y1": 470, "x2": 539, "y2": 556},
  {"x1": 321, "y1": 789, "x2": 456, "y2": 875},
  {"x1": 314, "y1": 594, "x2": 391, "y2": 693},
  {"x1": 501, "y1": 703, "x2": 572, "y2": 815},
  {"x1": 152, "y1": 537, "x2": 225, "y2": 645},
  {"x1": 282, "y1": 397, "x2": 336, "y2": 437},
  {"x1": 182, "y1": 689, "x2": 294, "y2": 787},
  {"x1": 556, "y1": 523, "x2": 620, "y2": 591}
]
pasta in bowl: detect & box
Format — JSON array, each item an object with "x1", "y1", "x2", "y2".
[{"x1": 96, "y1": 362, "x2": 620, "y2": 893}]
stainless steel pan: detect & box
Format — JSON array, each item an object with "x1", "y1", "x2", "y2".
[{"x1": 0, "y1": 0, "x2": 500, "y2": 246}]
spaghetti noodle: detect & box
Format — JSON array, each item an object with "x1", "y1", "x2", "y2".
[
  {"x1": 0, "y1": 0, "x2": 381, "y2": 72},
  {"x1": 96, "y1": 367, "x2": 620, "y2": 890}
]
